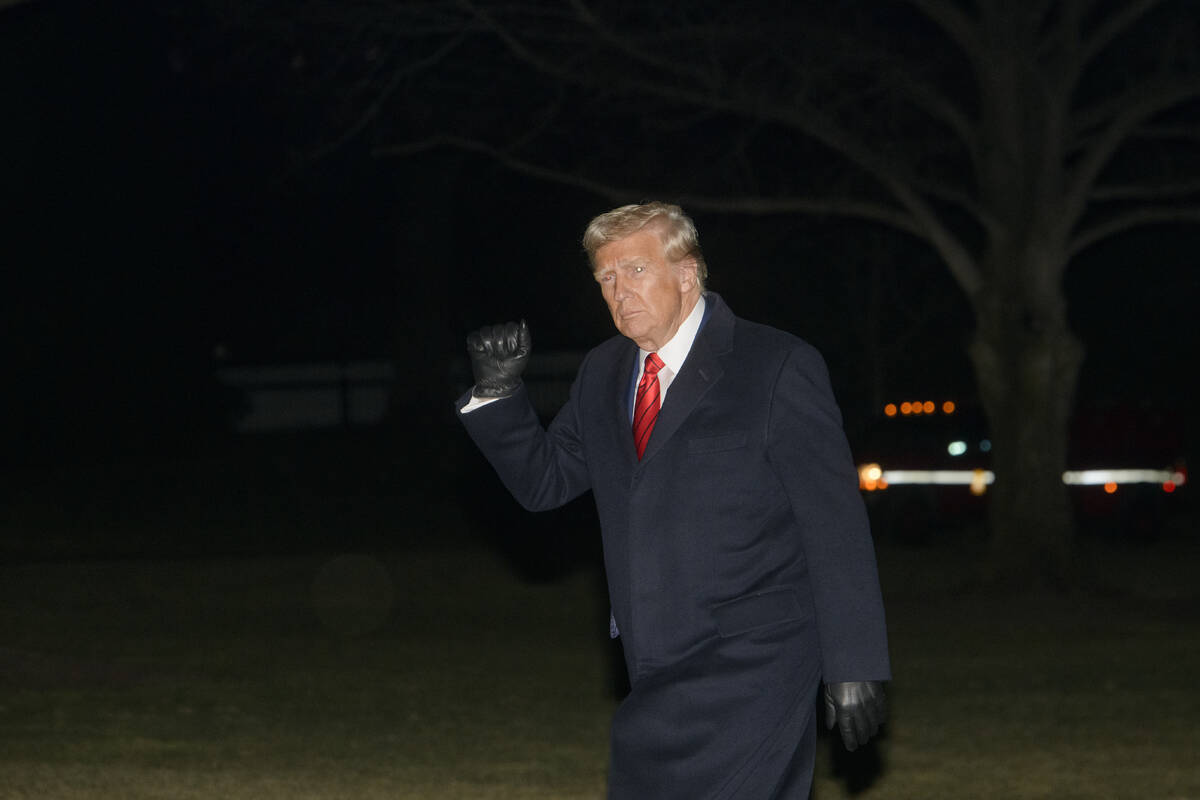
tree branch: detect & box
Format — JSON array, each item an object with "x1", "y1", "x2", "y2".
[
  {"x1": 914, "y1": 178, "x2": 1004, "y2": 239},
  {"x1": 450, "y1": 1, "x2": 988, "y2": 296},
  {"x1": 760, "y1": 104, "x2": 985, "y2": 296},
  {"x1": 562, "y1": 0, "x2": 714, "y2": 86},
  {"x1": 1133, "y1": 123, "x2": 1200, "y2": 142},
  {"x1": 1079, "y1": 0, "x2": 1168, "y2": 67},
  {"x1": 308, "y1": 29, "x2": 472, "y2": 159},
  {"x1": 1091, "y1": 179, "x2": 1200, "y2": 202},
  {"x1": 445, "y1": 0, "x2": 976, "y2": 281},
  {"x1": 373, "y1": 134, "x2": 928, "y2": 233},
  {"x1": 376, "y1": 135, "x2": 624, "y2": 201},
  {"x1": 895, "y1": 73, "x2": 980, "y2": 162},
  {"x1": 902, "y1": 0, "x2": 983, "y2": 64},
  {"x1": 1070, "y1": 205, "x2": 1200, "y2": 255},
  {"x1": 1063, "y1": 78, "x2": 1200, "y2": 237}
]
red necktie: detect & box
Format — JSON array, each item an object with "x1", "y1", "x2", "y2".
[{"x1": 633, "y1": 353, "x2": 665, "y2": 460}]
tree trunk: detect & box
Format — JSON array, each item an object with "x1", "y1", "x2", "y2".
[{"x1": 968, "y1": 253, "x2": 1084, "y2": 588}]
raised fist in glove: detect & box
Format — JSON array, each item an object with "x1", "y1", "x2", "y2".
[
  {"x1": 466, "y1": 319, "x2": 531, "y2": 398},
  {"x1": 824, "y1": 680, "x2": 887, "y2": 751}
]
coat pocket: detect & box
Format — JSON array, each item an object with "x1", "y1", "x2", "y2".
[
  {"x1": 687, "y1": 431, "x2": 748, "y2": 454},
  {"x1": 712, "y1": 587, "x2": 807, "y2": 638}
]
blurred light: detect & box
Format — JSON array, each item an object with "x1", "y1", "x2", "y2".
[
  {"x1": 859, "y1": 466, "x2": 1185, "y2": 493},
  {"x1": 1063, "y1": 469, "x2": 1183, "y2": 485},
  {"x1": 883, "y1": 469, "x2": 995, "y2": 486},
  {"x1": 900, "y1": 402, "x2": 912, "y2": 415},
  {"x1": 942, "y1": 401, "x2": 956, "y2": 414},
  {"x1": 947, "y1": 440, "x2": 967, "y2": 456},
  {"x1": 911, "y1": 402, "x2": 924, "y2": 415},
  {"x1": 979, "y1": 439, "x2": 992, "y2": 452},
  {"x1": 858, "y1": 462, "x2": 884, "y2": 491},
  {"x1": 923, "y1": 401, "x2": 935, "y2": 414},
  {"x1": 884, "y1": 403, "x2": 897, "y2": 417}
]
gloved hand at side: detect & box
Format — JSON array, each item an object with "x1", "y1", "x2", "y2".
[{"x1": 823, "y1": 680, "x2": 887, "y2": 751}]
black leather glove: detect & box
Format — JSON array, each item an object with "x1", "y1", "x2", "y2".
[
  {"x1": 466, "y1": 319, "x2": 531, "y2": 398},
  {"x1": 824, "y1": 680, "x2": 887, "y2": 751}
]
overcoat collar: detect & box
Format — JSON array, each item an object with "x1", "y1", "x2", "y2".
[{"x1": 610, "y1": 292, "x2": 735, "y2": 466}]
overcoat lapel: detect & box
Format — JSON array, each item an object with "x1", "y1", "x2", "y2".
[{"x1": 608, "y1": 342, "x2": 640, "y2": 462}]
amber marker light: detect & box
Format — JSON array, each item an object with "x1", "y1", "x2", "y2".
[
  {"x1": 942, "y1": 400, "x2": 956, "y2": 414},
  {"x1": 858, "y1": 463, "x2": 884, "y2": 491}
]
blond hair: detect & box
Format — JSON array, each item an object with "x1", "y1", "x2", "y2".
[{"x1": 582, "y1": 202, "x2": 708, "y2": 289}]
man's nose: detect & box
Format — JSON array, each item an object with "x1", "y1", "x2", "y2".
[{"x1": 612, "y1": 275, "x2": 629, "y2": 301}]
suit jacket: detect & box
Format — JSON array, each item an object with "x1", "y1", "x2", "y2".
[{"x1": 458, "y1": 293, "x2": 890, "y2": 799}]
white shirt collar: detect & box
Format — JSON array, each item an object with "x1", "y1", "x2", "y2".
[{"x1": 640, "y1": 294, "x2": 706, "y2": 377}]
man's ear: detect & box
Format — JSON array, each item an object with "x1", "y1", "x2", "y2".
[{"x1": 677, "y1": 258, "x2": 699, "y2": 291}]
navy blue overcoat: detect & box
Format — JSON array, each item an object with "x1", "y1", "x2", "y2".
[{"x1": 459, "y1": 293, "x2": 890, "y2": 799}]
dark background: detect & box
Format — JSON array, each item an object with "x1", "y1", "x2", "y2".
[{"x1": 3, "y1": 1, "x2": 1195, "y2": 563}]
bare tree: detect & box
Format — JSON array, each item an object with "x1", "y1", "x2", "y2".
[{"x1": 199, "y1": 0, "x2": 1200, "y2": 584}]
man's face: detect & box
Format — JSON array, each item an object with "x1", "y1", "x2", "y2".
[{"x1": 593, "y1": 228, "x2": 698, "y2": 352}]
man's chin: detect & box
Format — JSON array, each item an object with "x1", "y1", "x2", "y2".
[
  {"x1": 616, "y1": 323, "x2": 645, "y2": 342},
  {"x1": 614, "y1": 316, "x2": 642, "y2": 336}
]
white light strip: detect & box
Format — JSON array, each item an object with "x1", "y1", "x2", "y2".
[
  {"x1": 1062, "y1": 469, "x2": 1186, "y2": 486},
  {"x1": 873, "y1": 468, "x2": 1184, "y2": 487},
  {"x1": 882, "y1": 470, "x2": 995, "y2": 485}
]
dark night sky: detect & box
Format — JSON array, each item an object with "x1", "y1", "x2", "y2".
[{"x1": 4, "y1": 0, "x2": 1197, "y2": 463}]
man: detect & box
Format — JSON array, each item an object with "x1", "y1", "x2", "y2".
[{"x1": 458, "y1": 202, "x2": 889, "y2": 798}]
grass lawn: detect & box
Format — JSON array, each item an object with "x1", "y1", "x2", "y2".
[{"x1": 2, "y1": 530, "x2": 1198, "y2": 799}]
